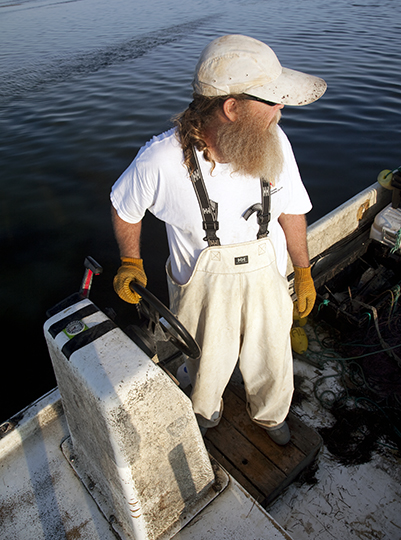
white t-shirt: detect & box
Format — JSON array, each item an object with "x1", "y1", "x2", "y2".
[{"x1": 111, "y1": 127, "x2": 312, "y2": 284}]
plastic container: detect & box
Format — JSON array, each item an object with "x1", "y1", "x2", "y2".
[
  {"x1": 370, "y1": 203, "x2": 401, "y2": 250},
  {"x1": 176, "y1": 363, "x2": 191, "y2": 389}
]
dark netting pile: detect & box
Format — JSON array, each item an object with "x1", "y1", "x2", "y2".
[{"x1": 300, "y1": 241, "x2": 401, "y2": 465}]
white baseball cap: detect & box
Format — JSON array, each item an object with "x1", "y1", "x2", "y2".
[{"x1": 193, "y1": 35, "x2": 327, "y2": 106}]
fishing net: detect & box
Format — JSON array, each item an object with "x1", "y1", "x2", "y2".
[{"x1": 301, "y1": 242, "x2": 401, "y2": 465}]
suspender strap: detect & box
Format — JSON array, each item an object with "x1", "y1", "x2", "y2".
[
  {"x1": 189, "y1": 148, "x2": 221, "y2": 247},
  {"x1": 189, "y1": 148, "x2": 270, "y2": 244},
  {"x1": 257, "y1": 178, "x2": 271, "y2": 239},
  {"x1": 243, "y1": 177, "x2": 271, "y2": 238}
]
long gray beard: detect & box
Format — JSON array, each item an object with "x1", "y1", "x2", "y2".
[{"x1": 215, "y1": 110, "x2": 284, "y2": 185}]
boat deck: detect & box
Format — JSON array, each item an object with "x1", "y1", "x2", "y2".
[
  {"x1": 204, "y1": 379, "x2": 322, "y2": 508},
  {"x1": 0, "y1": 388, "x2": 293, "y2": 540},
  {"x1": 159, "y1": 347, "x2": 323, "y2": 510}
]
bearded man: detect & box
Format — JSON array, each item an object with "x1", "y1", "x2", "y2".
[{"x1": 110, "y1": 35, "x2": 326, "y2": 445}]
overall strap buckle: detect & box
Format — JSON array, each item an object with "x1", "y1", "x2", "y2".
[{"x1": 243, "y1": 178, "x2": 271, "y2": 239}]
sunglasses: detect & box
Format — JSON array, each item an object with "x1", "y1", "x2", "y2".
[{"x1": 242, "y1": 94, "x2": 278, "y2": 107}]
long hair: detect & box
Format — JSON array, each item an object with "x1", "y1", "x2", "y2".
[{"x1": 173, "y1": 93, "x2": 246, "y2": 174}]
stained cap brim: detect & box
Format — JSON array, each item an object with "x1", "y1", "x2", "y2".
[{"x1": 248, "y1": 67, "x2": 327, "y2": 106}]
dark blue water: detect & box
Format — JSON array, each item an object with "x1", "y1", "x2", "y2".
[{"x1": 1, "y1": 0, "x2": 401, "y2": 422}]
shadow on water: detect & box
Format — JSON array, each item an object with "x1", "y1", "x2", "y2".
[
  {"x1": 0, "y1": 211, "x2": 169, "y2": 424},
  {"x1": 0, "y1": 15, "x2": 216, "y2": 104}
]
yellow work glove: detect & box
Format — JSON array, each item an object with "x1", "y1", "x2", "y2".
[
  {"x1": 293, "y1": 265, "x2": 316, "y2": 318},
  {"x1": 113, "y1": 257, "x2": 147, "y2": 304}
]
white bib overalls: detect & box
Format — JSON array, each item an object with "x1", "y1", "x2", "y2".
[{"x1": 167, "y1": 152, "x2": 294, "y2": 429}]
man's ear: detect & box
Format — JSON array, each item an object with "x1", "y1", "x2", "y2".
[{"x1": 222, "y1": 98, "x2": 239, "y2": 122}]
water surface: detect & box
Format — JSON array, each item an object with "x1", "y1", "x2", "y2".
[{"x1": 1, "y1": 0, "x2": 401, "y2": 421}]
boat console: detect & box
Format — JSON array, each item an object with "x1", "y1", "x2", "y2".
[{"x1": 43, "y1": 264, "x2": 226, "y2": 540}]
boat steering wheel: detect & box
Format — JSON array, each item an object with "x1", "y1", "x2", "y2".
[{"x1": 130, "y1": 283, "x2": 201, "y2": 359}]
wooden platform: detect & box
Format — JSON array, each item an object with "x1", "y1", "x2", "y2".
[{"x1": 204, "y1": 380, "x2": 322, "y2": 508}]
